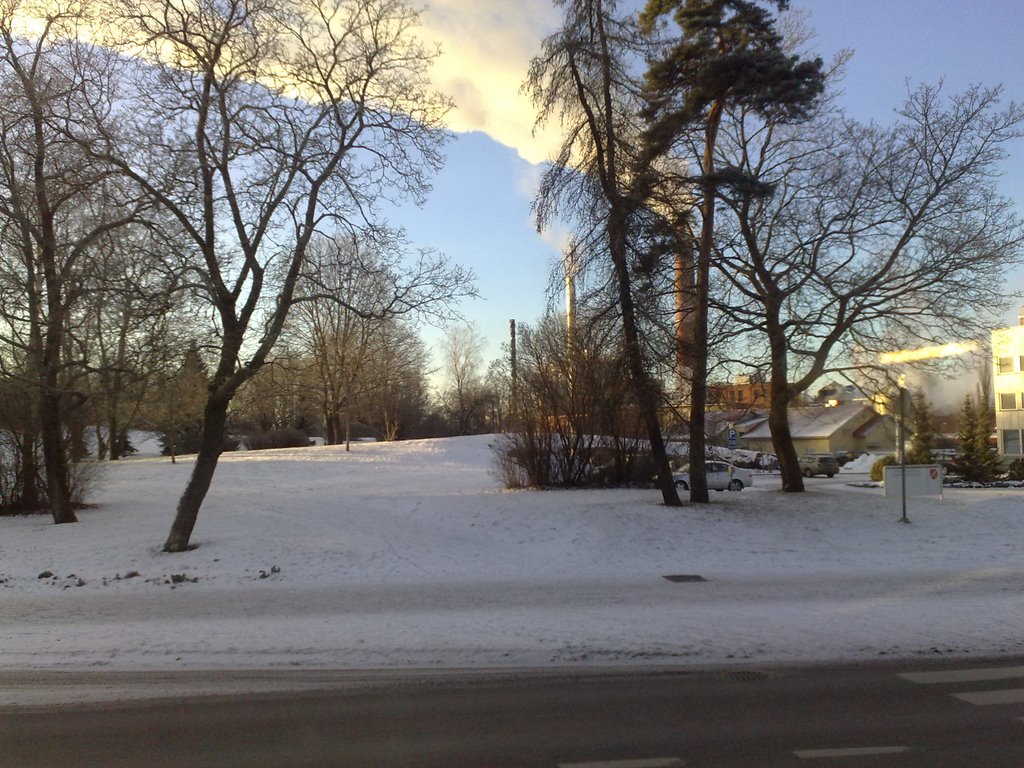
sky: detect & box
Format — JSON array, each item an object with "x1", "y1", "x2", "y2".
[{"x1": 390, "y1": 0, "x2": 1024, "y2": 374}]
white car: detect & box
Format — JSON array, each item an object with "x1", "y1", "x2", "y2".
[{"x1": 673, "y1": 461, "x2": 754, "y2": 491}]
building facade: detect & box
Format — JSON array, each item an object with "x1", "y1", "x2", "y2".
[
  {"x1": 993, "y1": 312, "x2": 1024, "y2": 458},
  {"x1": 707, "y1": 375, "x2": 770, "y2": 409}
]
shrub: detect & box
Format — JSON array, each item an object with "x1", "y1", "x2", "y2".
[
  {"x1": 870, "y1": 454, "x2": 897, "y2": 482},
  {"x1": 243, "y1": 428, "x2": 311, "y2": 451},
  {"x1": 159, "y1": 422, "x2": 204, "y2": 456},
  {"x1": 1006, "y1": 458, "x2": 1024, "y2": 482}
]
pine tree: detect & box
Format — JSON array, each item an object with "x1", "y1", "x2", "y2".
[
  {"x1": 907, "y1": 390, "x2": 935, "y2": 464},
  {"x1": 638, "y1": 0, "x2": 825, "y2": 498},
  {"x1": 973, "y1": 381, "x2": 1001, "y2": 481},
  {"x1": 156, "y1": 344, "x2": 209, "y2": 463},
  {"x1": 956, "y1": 389, "x2": 1000, "y2": 482},
  {"x1": 956, "y1": 393, "x2": 979, "y2": 480}
]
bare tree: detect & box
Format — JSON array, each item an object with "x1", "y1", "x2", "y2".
[
  {"x1": 364, "y1": 321, "x2": 431, "y2": 440},
  {"x1": 527, "y1": 0, "x2": 680, "y2": 506},
  {"x1": 88, "y1": 0, "x2": 457, "y2": 550},
  {"x1": 289, "y1": 232, "x2": 465, "y2": 446},
  {"x1": 493, "y1": 313, "x2": 649, "y2": 488},
  {"x1": 72, "y1": 225, "x2": 183, "y2": 460},
  {"x1": 714, "y1": 83, "x2": 1024, "y2": 490},
  {"x1": 441, "y1": 321, "x2": 487, "y2": 435},
  {"x1": 0, "y1": 1, "x2": 144, "y2": 522}
]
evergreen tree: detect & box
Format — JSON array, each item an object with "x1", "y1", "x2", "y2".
[
  {"x1": 156, "y1": 344, "x2": 209, "y2": 463},
  {"x1": 956, "y1": 393, "x2": 979, "y2": 480},
  {"x1": 956, "y1": 389, "x2": 1000, "y2": 482},
  {"x1": 907, "y1": 390, "x2": 935, "y2": 464},
  {"x1": 973, "y1": 381, "x2": 1001, "y2": 481}
]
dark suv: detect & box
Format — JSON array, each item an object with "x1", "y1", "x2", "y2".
[{"x1": 798, "y1": 453, "x2": 839, "y2": 478}]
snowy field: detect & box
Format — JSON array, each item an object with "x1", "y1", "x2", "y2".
[{"x1": 1, "y1": 435, "x2": 1022, "y2": 704}]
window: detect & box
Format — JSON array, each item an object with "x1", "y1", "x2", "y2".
[
  {"x1": 999, "y1": 392, "x2": 1017, "y2": 410},
  {"x1": 1003, "y1": 429, "x2": 1022, "y2": 455},
  {"x1": 997, "y1": 356, "x2": 1014, "y2": 373}
]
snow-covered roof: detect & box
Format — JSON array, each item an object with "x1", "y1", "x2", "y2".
[{"x1": 742, "y1": 403, "x2": 877, "y2": 440}]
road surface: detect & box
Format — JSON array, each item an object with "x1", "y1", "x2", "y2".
[{"x1": 2, "y1": 659, "x2": 1023, "y2": 766}]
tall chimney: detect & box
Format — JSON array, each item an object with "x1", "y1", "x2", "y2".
[{"x1": 564, "y1": 250, "x2": 577, "y2": 344}]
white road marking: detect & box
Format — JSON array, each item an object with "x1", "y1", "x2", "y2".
[
  {"x1": 898, "y1": 665, "x2": 1024, "y2": 685},
  {"x1": 558, "y1": 759, "x2": 684, "y2": 768},
  {"x1": 794, "y1": 746, "x2": 910, "y2": 759},
  {"x1": 951, "y1": 688, "x2": 1024, "y2": 706}
]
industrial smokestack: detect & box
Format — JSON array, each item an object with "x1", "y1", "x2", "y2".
[{"x1": 564, "y1": 250, "x2": 577, "y2": 343}]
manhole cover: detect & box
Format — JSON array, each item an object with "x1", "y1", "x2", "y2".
[
  {"x1": 662, "y1": 574, "x2": 707, "y2": 583},
  {"x1": 725, "y1": 670, "x2": 770, "y2": 682}
]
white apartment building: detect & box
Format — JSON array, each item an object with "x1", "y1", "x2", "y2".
[{"x1": 993, "y1": 309, "x2": 1024, "y2": 458}]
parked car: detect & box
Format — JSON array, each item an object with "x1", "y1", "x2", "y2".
[
  {"x1": 798, "y1": 453, "x2": 839, "y2": 478},
  {"x1": 674, "y1": 461, "x2": 754, "y2": 491}
]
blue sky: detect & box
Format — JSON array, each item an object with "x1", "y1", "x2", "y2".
[{"x1": 395, "y1": 0, "x2": 1024, "y2": 373}]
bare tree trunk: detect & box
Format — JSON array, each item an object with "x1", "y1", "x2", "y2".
[
  {"x1": 609, "y1": 211, "x2": 680, "y2": 506},
  {"x1": 765, "y1": 304, "x2": 803, "y2": 491},
  {"x1": 688, "y1": 102, "x2": 723, "y2": 504},
  {"x1": 39, "y1": 386, "x2": 75, "y2": 523},
  {"x1": 674, "y1": 242, "x2": 696, "y2": 400},
  {"x1": 95, "y1": 424, "x2": 108, "y2": 461},
  {"x1": 164, "y1": 396, "x2": 229, "y2": 552},
  {"x1": 324, "y1": 408, "x2": 338, "y2": 445},
  {"x1": 769, "y1": 381, "x2": 803, "y2": 492},
  {"x1": 17, "y1": 429, "x2": 41, "y2": 511}
]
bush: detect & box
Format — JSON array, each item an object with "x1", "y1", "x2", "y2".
[
  {"x1": 491, "y1": 316, "x2": 650, "y2": 489},
  {"x1": 870, "y1": 454, "x2": 897, "y2": 482},
  {"x1": 159, "y1": 422, "x2": 204, "y2": 456},
  {"x1": 1006, "y1": 458, "x2": 1024, "y2": 482},
  {"x1": 243, "y1": 428, "x2": 311, "y2": 451}
]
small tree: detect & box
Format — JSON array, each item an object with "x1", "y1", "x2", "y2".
[
  {"x1": 441, "y1": 322, "x2": 488, "y2": 435},
  {"x1": 154, "y1": 343, "x2": 209, "y2": 463},
  {"x1": 907, "y1": 390, "x2": 935, "y2": 464},
  {"x1": 956, "y1": 389, "x2": 1000, "y2": 482},
  {"x1": 493, "y1": 314, "x2": 648, "y2": 488}
]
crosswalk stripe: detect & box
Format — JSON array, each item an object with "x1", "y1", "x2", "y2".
[
  {"x1": 794, "y1": 746, "x2": 910, "y2": 759},
  {"x1": 951, "y1": 688, "x2": 1024, "y2": 706},
  {"x1": 558, "y1": 759, "x2": 684, "y2": 768},
  {"x1": 898, "y1": 665, "x2": 1024, "y2": 685}
]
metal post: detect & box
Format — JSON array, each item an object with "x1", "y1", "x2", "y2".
[
  {"x1": 509, "y1": 319, "x2": 518, "y2": 428},
  {"x1": 898, "y1": 385, "x2": 910, "y2": 524}
]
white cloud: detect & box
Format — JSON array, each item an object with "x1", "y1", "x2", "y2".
[{"x1": 418, "y1": 0, "x2": 565, "y2": 165}]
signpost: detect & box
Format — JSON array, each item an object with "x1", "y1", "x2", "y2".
[{"x1": 883, "y1": 464, "x2": 944, "y2": 502}]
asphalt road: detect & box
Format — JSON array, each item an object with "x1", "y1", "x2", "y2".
[{"x1": 2, "y1": 659, "x2": 1022, "y2": 767}]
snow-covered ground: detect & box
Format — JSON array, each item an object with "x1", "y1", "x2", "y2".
[{"x1": 1, "y1": 435, "x2": 1022, "y2": 704}]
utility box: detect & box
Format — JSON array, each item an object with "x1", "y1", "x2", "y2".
[{"x1": 883, "y1": 464, "x2": 944, "y2": 500}]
